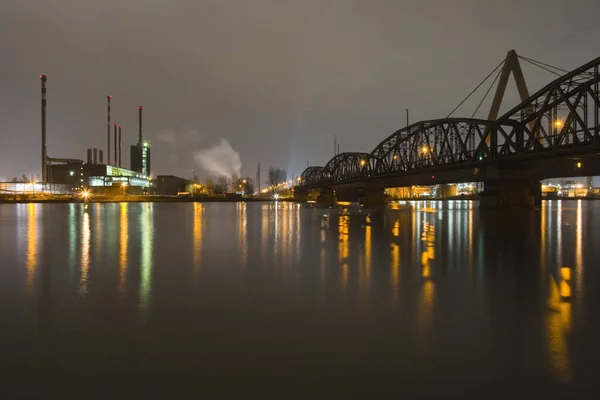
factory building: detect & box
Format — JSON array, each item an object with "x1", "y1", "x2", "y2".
[
  {"x1": 35, "y1": 76, "x2": 156, "y2": 195},
  {"x1": 130, "y1": 105, "x2": 151, "y2": 176},
  {"x1": 156, "y1": 175, "x2": 190, "y2": 195},
  {"x1": 131, "y1": 142, "x2": 151, "y2": 176},
  {"x1": 47, "y1": 152, "x2": 153, "y2": 195}
]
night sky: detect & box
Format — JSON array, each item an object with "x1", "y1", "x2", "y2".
[{"x1": 1, "y1": 0, "x2": 599, "y2": 181}]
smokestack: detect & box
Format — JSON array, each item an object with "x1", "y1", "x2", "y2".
[
  {"x1": 113, "y1": 124, "x2": 118, "y2": 166},
  {"x1": 40, "y1": 75, "x2": 47, "y2": 183},
  {"x1": 138, "y1": 106, "x2": 143, "y2": 144},
  {"x1": 93, "y1": 148, "x2": 98, "y2": 164},
  {"x1": 99, "y1": 150, "x2": 104, "y2": 164},
  {"x1": 118, "y1": 125, "x2": 122, "y2": 167},
  {"x1": 256, "y1": 162, "x2": 260, "y2": 194},
  {"x1": 87, "y1": 149, "x2": 93, "y2": 164},
  {"x1": 107, "y1": 95, "x2": 112, "y2": 166}
]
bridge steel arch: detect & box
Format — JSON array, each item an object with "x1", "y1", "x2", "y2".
[
  {"x1": 320, "y1": 152, "x2": 381, "y2": 184},
  {"x1": 298, "y1": 56, "x2": 600, "y2": 188},
  {"x1": 495, "y1": 56, "x2": 600, "y2": 157},
  {"x1": 300, "y1": 166, "x2": 325, "y2": 186},
  {"x1": 370, "y1": 118, "x2": 495, "y2": 175}
]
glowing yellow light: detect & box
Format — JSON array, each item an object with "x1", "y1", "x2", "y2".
[
  {"x1": 26, "y1": 204, "x2": 38, "y2": 296},
  {"x1": 242, "y1": 179, "x2": 247, "y2": 184},
  {"x1": 576, "y1": 162, "x2": 582, "y2": 168},
  {"x1": 121, "y1": 182, "x2": 128, "y2": 187},
  {"x1": 360, "y1": 160, "x2": 366, "y2": 166},
  {"x1": 555, "y1": 120, "x2": 563, "y2": 128},
  {"x1": 421, "y1": 145, "x2": 429, "y2": 154},
  {"x1": 393, "y1": 155, "x2": 398, "y2": 160},
  {"x1": 81, "y1": 190, "x2": 90, "y2": 198}
]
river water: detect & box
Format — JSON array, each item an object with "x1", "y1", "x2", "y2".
[{"x1": 0, "y1": 200, "x2": 599, "y2": 397}]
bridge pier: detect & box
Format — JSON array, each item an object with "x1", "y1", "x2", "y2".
[
  {"x1": 293, "y1": 187, "x2": 309, "y2": 202},
  {"x1": 360, "y1": 188, "x2": 388, "y2": 207},
  {"x1": 481, "y1": 179, "x2": 541, "y2": 208},
  {"x1": 437, "y1": 184, "x2": 457, "y2": 199},
  {"x1": 317, "y1": 188, "x2": 336, "y2": 206}
]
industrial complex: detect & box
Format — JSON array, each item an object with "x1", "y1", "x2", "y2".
[
  {"x1": 1, "y1": 71, "x2": 599, "y2": 202},
  {"x1": 5, "y1": 75, "x2": 156, "y2": 197}
]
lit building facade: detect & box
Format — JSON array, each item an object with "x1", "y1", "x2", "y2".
[
  {"x1": 131, "y1": 142, "x2": 151, "y2": 176},
  {"x1": 47, "y1": 163, "x2": 153, "y2": 194}
]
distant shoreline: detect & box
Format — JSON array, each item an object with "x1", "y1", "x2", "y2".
[
  {"x1": 0, "y1": 195, "x2": 280, "y2": 204},
  {"x1": 1, "y1": 196, "x2": 598, "y2": 204}
]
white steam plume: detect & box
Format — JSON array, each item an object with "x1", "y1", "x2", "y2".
[{"x1": 193, "y1": 139, "x2": 242, "y2": 179}]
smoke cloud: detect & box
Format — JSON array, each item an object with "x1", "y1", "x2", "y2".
[
  {"x1": 193, "y1": 139, "x2": 242, "y2": 179},
  {"x1": 156, "y1": 129, "x2": 177, "y2": 147}
]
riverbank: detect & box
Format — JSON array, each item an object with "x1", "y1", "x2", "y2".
[{"x1": 0, "y1": 194, "x2": 281, "y2": 204}]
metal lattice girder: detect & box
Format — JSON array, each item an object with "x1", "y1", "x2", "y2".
[
  {"x1": 496, "y1": 56, "x2": 600, "y2": 156},
  {"x1": 299, "y1": 56, "x2": 600, "y2": 188},
  {"x1": 300, "y1": 166, "x2": 325, "y2": 186},
  {"x1": 370, "y1": 119, "x2": 494, "y2": 174},
  {"x1": 321, "y1": 152, "x2": 380, "y2": 183}
]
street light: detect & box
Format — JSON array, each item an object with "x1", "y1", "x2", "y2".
[
  {"x1": 360, "y1": 159, "x2": 366, "y2": 166},
  {"x1": 555, "y1": 120, "x2": 563, "y2": 128},
  {"x1": 421, "y1": 145, "x2": 429, "y2": 154}
]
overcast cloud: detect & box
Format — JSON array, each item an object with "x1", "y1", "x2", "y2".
[{"x1": 1, "y1": 0, "x2": 599, "y2": 180}]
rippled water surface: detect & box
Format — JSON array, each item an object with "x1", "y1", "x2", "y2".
[{"x1": 1, "y1": 200, "x2": 600, "y2": 397}]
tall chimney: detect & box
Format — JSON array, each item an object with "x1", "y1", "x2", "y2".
[
  {"x1": 118, "y1": 125, "x2": 122, "y2": 167},
  {"x1": 107, "y1": 95, "x2": 112, "y2": 166},
  {"x1": 113, "y1": 124, "x2": 118, "y2": 166},
  {"x1": 87, "y1": 149, "x2": 93, "y2": 164},
  {"x1": 99, "y1": 150, "x2": 104, "y2": 164},
  {"x1": 138, "y1": 106, "x2": 143, "y2": 145},
  {"x1": 93, "y1": 148, "x2": 98, "y2": 164},
  {"x1": 40, "y1": 75, "x2": 47, "y2": 183},
  {"x1": 256, "y1": 162, "x2": 260, "y2": 194}
]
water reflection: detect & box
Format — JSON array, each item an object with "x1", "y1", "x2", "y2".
[
  {"x1": 359, "y1": 214, "x2": 372, "y2": 303},
  {"x1": 80, "y1": 211, "x2": 90, "y2": 295},
  {"x1": 26, "y1": 204, "x2": 38, "y2": 296},
  {"x1": 193, "y1": 203, "x2": 203, "y2": 272},
  {"x1": 119, "y1": 203, "x2": 128, "y2": 294},
  {"x1": 3, "y1": 199, "x2": 598, "y2": 390},
  {"x1": 575, "y1": 200, "x2": 583, "y2": 299},
  {"x1": 417, "y1": 219, "x2": 435, "y2": 336},
  {"x1": 237, "y1": 202, "x2": 248, "y2": 269},
  {"x1": 95, "y1": 203, "x2": 102, "y2": 252},
  {"x1": 390, "y1": 217, "x2": 400, "y2": 302},
  {"x1": 547, "y1": 270, "x2": 572, "y2": 383},
  {"x1": 338, "y1": 211, "x2": 350, "y2": 289},
  {"x1": 69, "y1": 203, "x2": 77, "y2": 278},
  {"x1": 390, "y1": 242, "x2": 400, "y2": 303},
  {"x1": 139, "y1": 203, "x2": 154, "y2": 314}
]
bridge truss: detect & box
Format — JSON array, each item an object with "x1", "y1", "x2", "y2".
[{"x1": 299, "y1": 55, "x2": 600, "y2": 188}]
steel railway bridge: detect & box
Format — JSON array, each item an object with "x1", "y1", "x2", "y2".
[{"x1": 296, "y1": 50, "x2": 600, "y2": 207}]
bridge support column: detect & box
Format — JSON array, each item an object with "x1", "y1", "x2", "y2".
[
  {"x1": 317, "y1": 188, "x2": 336, "y2": 206},
  {"x1": 438, "y1": 184, "x2": 457, "y2": 199},
  {"x1": 360, "y1": 188, "x2": 387, "y2": 207},
  {"x1": 481, "y1": 179, "x2": 541, "y2": 208},
  {"x1": 293, "y1": 187, "x2": 309, "y2": 202}
]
